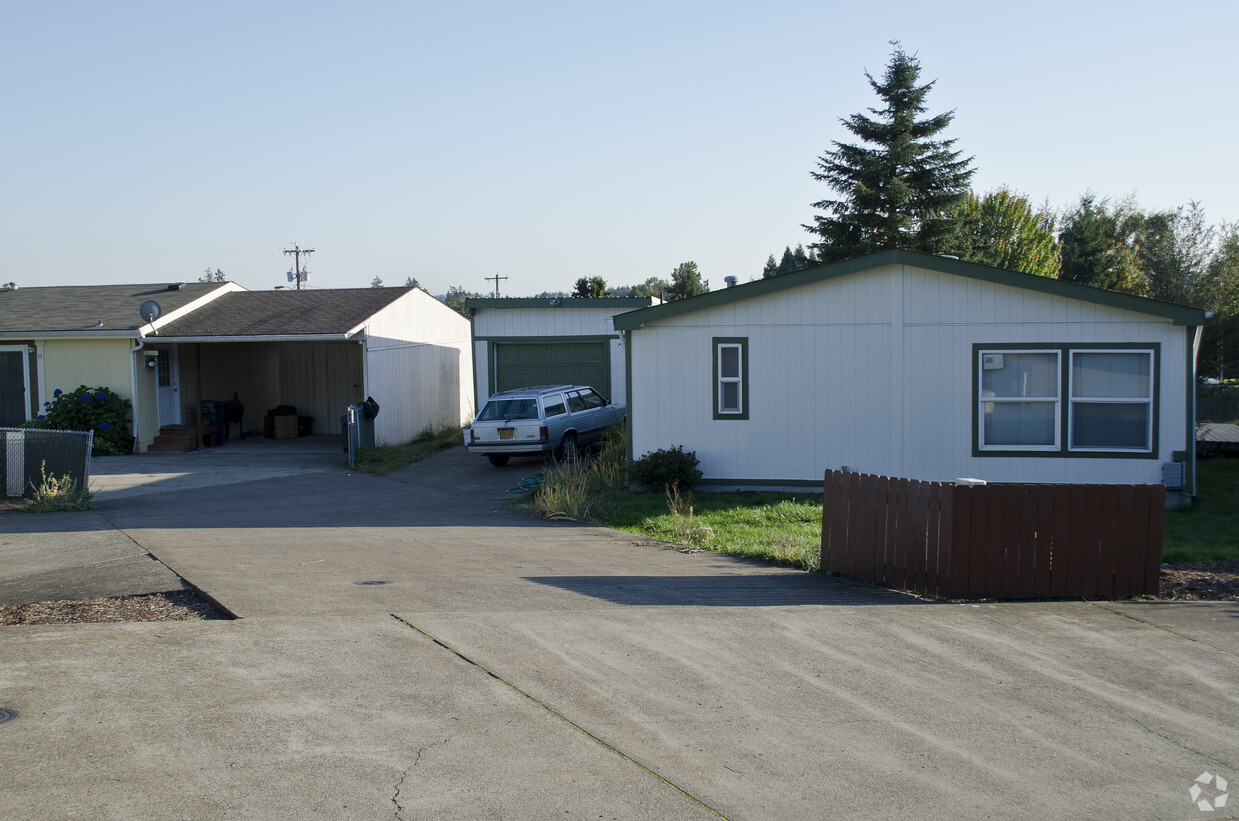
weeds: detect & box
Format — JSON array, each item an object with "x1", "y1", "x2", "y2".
[
  {"x1": 530, "y1": 425, "x2": 627, "y2": 521},
  {"x1": 351, "y1": 425, "x2": 463, "y2": 475},
  {"x1": 25, "y1": 462, "x2": 95, "y2": 512}
]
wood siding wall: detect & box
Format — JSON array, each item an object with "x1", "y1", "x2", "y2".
[
  {"x1": 821, "y1": 469, "x2": 1166, "y2": 600},
  {"x1": 629, "y1": 264, "x2": 1190, "y2": 486},
  {"x1": 365, "y1": 289, "x2": 473, "y2": 445}
]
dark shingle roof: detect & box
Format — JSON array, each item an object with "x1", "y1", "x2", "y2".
[
  {"x1": 0, "y1": 283, "x2": 225, "y2": 334},
  {"x1": 156, "y1": 288, "x2": 414, "y2": 338}
]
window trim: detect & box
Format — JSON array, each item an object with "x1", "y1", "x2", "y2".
[
  {"x1": 1067, "y1": 349, "x2": 1155, "y2": 453},
  {"x1": 972, "y1": 343, "x2": 1160, "y2": 459},
  {"x1": 713, "y1": 337, "x2": 749, "y2": 421},
  {"x1": 977, "y1": 349, "x2": 1062, "y2": 452}
]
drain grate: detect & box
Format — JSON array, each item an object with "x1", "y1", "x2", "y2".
[
  {"x1": 354, "y1": 580, "x2": 391, "y2": 586},
  {"x1": 0, "y1": 708, "x2": 17, "y2": 725}
]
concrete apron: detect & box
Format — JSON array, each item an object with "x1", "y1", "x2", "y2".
[{"x1": 1, "y1": 446, "x2": 1236, "y2": 820}]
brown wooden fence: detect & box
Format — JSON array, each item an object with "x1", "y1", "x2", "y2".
[{"x1": 820, "y1": 470, "x2": 1166, "y2": 600}]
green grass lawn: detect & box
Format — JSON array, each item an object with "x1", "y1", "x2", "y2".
[
  {"x1": 1162, "y1": 458, "x2": 1239, "y2": 563},
  {"x1": 600, "y1": 488, "x2": 823, "y2": 571}
]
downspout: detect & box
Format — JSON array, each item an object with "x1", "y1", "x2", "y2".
[
  {"x1": 129, "y1": 333, "x2": 146, "y2": 453},
  {"x1": 1188, "y1": 323, "x2": 1204, "y2": 499}
]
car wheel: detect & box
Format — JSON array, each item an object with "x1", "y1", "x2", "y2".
[
  {"x1": 487, "y1": 454, "x2": 510, "y2": 467},
  {"x1": 556, "y1": 433, "x2": 577, "y2": 461}
]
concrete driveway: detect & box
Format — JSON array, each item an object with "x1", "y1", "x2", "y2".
[{"x1": 1, "y1": 444, "x2": 1236, "y2": 820}]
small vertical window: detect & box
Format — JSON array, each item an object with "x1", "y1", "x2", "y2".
[{"x1": 713, "y1": 338, "x2": 748, "y2": 420}]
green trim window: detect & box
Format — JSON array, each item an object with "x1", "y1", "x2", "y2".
[
  {"x1": 975, "y1": 344, "x2": 1158, "y2": 457},
  {"x1": 713, "y1": 337, "x2": 748, "y2": 420},
  {"x1": 1068, "y1": 350, "x2": 1153, "y2": 451}
]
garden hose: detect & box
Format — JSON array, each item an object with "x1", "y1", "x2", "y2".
[{"x1": 506, "y1": 476, "x2": 545, "y2": 494}]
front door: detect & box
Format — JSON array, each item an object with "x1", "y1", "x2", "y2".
[
  {"x1": 155, "y1": 346, "x2": 181, "y2": 426},
  {"x1": 0, "y1": 347, "x2": 30, "y2": 427}
]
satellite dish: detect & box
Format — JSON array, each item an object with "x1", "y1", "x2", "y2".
[{"x1": 139, "y1": 300, "x2": 162, "y2": 323}]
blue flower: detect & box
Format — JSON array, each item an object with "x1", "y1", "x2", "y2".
[
  {"x1": 101, "y1": 422, "x2": 111, "y2": 430},
  {"x1": 80, "y1": 394, "x2": 90, "y2": 401},
  {"x1": 53, "y1": 388, "x2": 62, "y2": 397},
  {"x1": 37, "y1": 414, "x2": 45, "y2": 420}
]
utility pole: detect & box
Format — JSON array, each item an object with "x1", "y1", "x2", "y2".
[
  {"x1": 484, "y1": 273, "x2": 508, "y2": 297},
  {"x1": 283, "y1": 244, "x2": 315, "y2": 290}
]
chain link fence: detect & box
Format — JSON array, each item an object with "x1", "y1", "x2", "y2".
[{"x1": 1, "y1": 428, "x2": 94, "y2": 498}]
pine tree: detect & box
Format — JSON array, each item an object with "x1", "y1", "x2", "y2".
[
  {"x1": 806, "y1": 43, "x2": 974, "y2": 261},
  {"x1": 667, "y1": 262, "x2": 708, "y2": 300}
]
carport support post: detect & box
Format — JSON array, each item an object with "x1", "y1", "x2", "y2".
[{"x1": 194, "y1": 343, "x2": 203, "y2": 451}]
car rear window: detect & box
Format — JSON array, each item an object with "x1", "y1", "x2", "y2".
[{"x1": 478, "y1": 398, "x2": 540, "y2": 421}]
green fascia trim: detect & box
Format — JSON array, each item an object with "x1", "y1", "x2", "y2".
[
  {"x1": 971, "y1": 342, "x2": 1162, "y2": 460},
  {"x1": 695, "y1": 478, "x2": 824, "y2": 489},
  {"x1": 463, "y1": 297, "x2": 656, "y2": 316},
  {"x1": 613, "y1": 249, "x2": 1208, "y2": 330},
  {"x1": 711, "y1": 337, "x2": 749, "y2": 420},
  {"x1": 475, "y1": 334, "x2": 618, "y2": 343}
]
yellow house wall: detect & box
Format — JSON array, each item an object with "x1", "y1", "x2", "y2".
[{"x1": 41, "y1": 338, "x2": 163, "y2": 451}]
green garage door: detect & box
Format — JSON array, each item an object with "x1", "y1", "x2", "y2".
[{"x1": 494, "y1": 341, "x2": 609, "y2": 395}]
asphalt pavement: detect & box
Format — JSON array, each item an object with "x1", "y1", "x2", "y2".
[{"x1": 0, "y1": 440, "x2": 1235, "y2": 820}]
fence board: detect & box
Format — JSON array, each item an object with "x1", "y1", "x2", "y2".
[
  {"x1": 1050, "y1": 486, "x2": 1072, "y2": 598},
  {"x1": 1143, "y1": 485, "x2": 1167, "y2": 595},
  {"x1": 999, "y1": 485, "x2": 1022, "y2": 599},
  {"x1": 851, "y1": 473, "x2": 876, "y2": 583},
  {"x1": 932, "y1": 483, "x2": 952, "y2": 599},
  {"x1": 948, "y1": 485, "x2": 972, "y2": 599},
  {"x1": 910, "y1": 480, "x2": 929, "y2": 596},
  {"x1": 1096, "y1": 485, "x2": 1119, "y2": 597},
  {"x1": 967, "y1": 487, "x2": 990, "y2": 599},
  {"x1": 1112, "y1": 486, "x2": 1136, "y2": 597},
  {"x1": 821, "y1": 470, "x2": 839, "y2": 570},
  {"x1": 1080, "y1": 485, "x2": 1104, "y2": 596},
  {"x1": 1015, "y1": 487, "x2": 1039, "y2": 599},
  {"x1": 1032, "y1": 485, "x2": 1055, "y2": 597},
  {"x1": 1062, "y1": 486, "x2": 1087, "y2": 598}
]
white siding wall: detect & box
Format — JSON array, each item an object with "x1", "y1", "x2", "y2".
[
  {"x1": 630, "y1": 264, "x2": 1190, "y2": 486},
  {"x1": 471, "y1": 305, "x2": 631, "y2": 407},
  {"x1": 363, "y1": 289, "x2": 474, "y2": 446}
]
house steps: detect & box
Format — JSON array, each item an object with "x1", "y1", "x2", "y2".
[{"x1": 148, "y1": 425, "x2": 215, "y2": 452}]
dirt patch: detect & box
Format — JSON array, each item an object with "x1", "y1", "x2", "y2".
[
  {"x1": 1159, "y1": 561, "x2": 1239, "y2": 601},
  {"x1": 0, "y1": 590, "x2": 232, "y2": 626}
]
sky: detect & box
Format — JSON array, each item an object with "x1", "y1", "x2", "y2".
[{"x1": 2, "y1": 1, "x2": 1237, "y2": 297}]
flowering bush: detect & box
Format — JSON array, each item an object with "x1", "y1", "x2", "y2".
[{"x1": 32, "y1": 385, "x2": 133, "y2": 455}]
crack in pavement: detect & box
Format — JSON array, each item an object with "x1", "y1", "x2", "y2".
[
  {"x1": 393, "y1": 738, "x2": 452, "y2": 820},
  {"x1": 1086, "y1": 599, "x2": 1239, "y2": 659},
  {"x1": 390, "y1": 614, "x2": 728, "y2": 819}
]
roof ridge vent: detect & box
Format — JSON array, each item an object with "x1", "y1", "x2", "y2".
[
  {"x1": 166, "y1": 282, "x2": 183, "y2": 291},
  {"x1": 2, "y1": 282, "x2": 16, "y2": 291}
]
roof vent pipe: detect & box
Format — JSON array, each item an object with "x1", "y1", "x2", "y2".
[{"x1": 724, "y1": 276, "x2": 737, "y2": 288}]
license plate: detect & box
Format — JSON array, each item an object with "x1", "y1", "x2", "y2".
[{"x1": 499, "y1": 428, "x2": 515, "y2": 440}]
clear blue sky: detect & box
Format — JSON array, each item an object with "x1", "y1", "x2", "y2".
[{"x1": 3, "y1": 1, "x2": 1236, "y2": 296}]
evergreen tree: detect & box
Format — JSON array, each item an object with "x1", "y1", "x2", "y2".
[
  {"x1": 1057, "y1": 195, "x2": 1145, "y2": 294},
  {"x1": 199, "y1": 267, "x2": 225, "y2": 283},
  {"x1": 667, "y1": 262, "x2": 708, "y2": 300},
  {"x1": 628, "y1": 276, "x2": 672, "y2": 299},
  {"x1": 370, "y1": 276, "x2": 384, "y2": 288},
  {"x1": 806, "y1": 42, "x2": 975, "y2": 261},
  {"x1": 405, "y1": 276, "x2": 419, "y2": 288},
  {"x1": 956, "y1": 188, "x2": 1060, "y2": 278},
  {"x1": 762, "y1": 254, "x2": 779, "y2": 279}
]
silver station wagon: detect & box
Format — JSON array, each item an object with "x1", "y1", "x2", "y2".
[{"x1": 465, "y1": 385, "x2": 625, "y2": 466}]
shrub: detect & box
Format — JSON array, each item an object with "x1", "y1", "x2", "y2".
[
  {"x1": 31, "y1": 385, "x2": 133, "y2": 455},
  {"x1": 25, "y1": 462, "x2": 95, "y2": 512},
  {"x1": 532, "y1": 454, "x2": 601, "y2": 521},
  {"x1": 629, "y1": 445, "x2": 702, "y2": 490}
]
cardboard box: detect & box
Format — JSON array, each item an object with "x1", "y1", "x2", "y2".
[{"x1": 272, "y1": 415, "x2": 298, "y2": 439}]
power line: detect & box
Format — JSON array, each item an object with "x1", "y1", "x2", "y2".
[{"x1": 485, "y1": 272, "x2": 508, "y2": 297}]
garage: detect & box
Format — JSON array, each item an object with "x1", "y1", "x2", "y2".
[
  {"x1": 494, "y1": 340, "x2": 608, "y2": 394},
  {"x1": 465, "y1": 296, "x2": 659, "y2": 410}
]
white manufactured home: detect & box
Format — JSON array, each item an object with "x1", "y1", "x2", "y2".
[
  {"x1": 464, "y1": 297, "x2": 658, "y2": 411},
  {"x1": 614, "y1": 250, "x2": 1208, "y2": 499}
]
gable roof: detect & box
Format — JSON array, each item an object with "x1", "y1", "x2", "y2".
[
  {"x1": 156, "y1": 287, "x2": 414, "y2": 339},
  {"x1": 0, "y1": 282, "x2": 230, "y2": 336},
  {"x1": 613, "y1": 249, "x2": 1209, "y2": 330}
]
